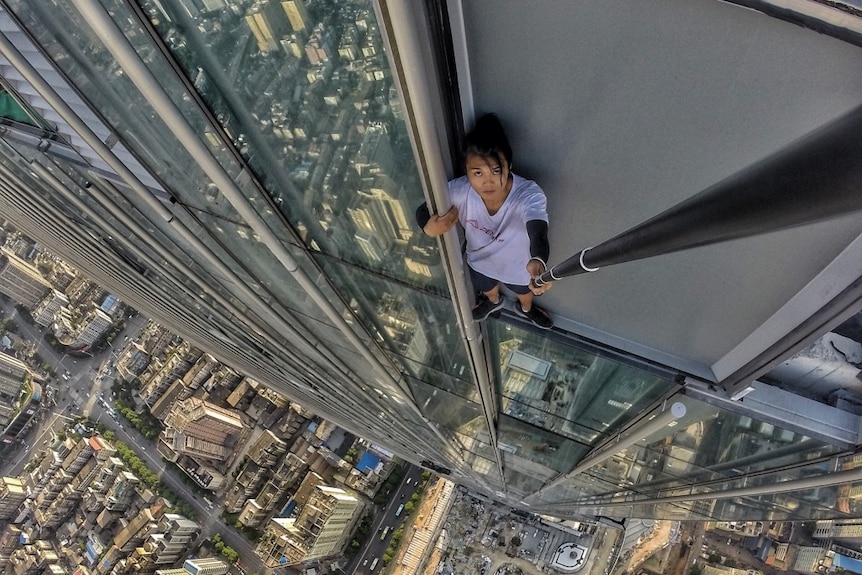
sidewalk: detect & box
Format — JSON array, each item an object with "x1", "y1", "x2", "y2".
[{"x1": 388, "y1": 477, "x2": 455, "y2": 575}]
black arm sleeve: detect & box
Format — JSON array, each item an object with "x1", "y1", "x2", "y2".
[
  {"x1": 415, "y1": 203, "x2": 431, "y2": 229},
  {"x1": 526, "y1": 220, "x2": 550, "y2": 263}
]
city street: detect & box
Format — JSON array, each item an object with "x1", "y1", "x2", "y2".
[
  {"x1": 0, "y1": 307, "x2": 274, "y2": 575},
  {"x1": 350, "y1": 465, "x2": 424, "y2": 575}
]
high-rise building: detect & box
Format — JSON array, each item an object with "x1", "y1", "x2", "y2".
[
  {"x1": 0, "y1": 247, "x2": 50, "y2": 307},
  {"x1": 0, "y1": 1, "x2": 860, "y2": 525},
  {"x1": 0, "y1": 477, "x2": 26, "y2": 520},
  {"x1": 159, "y1": 397, "x2": 246, "y2": 489},
  {"x1": 31, "y1": 289, "x2": 69, "y2": 327},
  {"x1": 256, "y1": 482, "x2": 363, "y2": 566},
  {"x1": 0, "y1": 354, "x2": 30, "y2": 430},
  {"x1": 246, "y1": 0, "x2": 291, "y2": 54},
  {"x1": 2, "y1": 380, "x2": 41, "y2": 442},
  {"x1": 281, "y1": 0, "x2": 310, "y2": 33},
  {"x1": 182, "y1": 557, "x2": 230, "y2": 575},
  {"x1": 54, "y1": 304, "x2": 112, "y2": 349}
]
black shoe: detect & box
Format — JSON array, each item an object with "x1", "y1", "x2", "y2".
[
  {"x1": 472, "y1": 295, "x2": 505, "y2": 321},
  {"x1": 516, "y1": 303, "x2": 554, "y2": 329}
]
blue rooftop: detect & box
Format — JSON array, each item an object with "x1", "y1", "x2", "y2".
[{"x1": 357, "y1": 451, "x2": 380, "y2": 473}]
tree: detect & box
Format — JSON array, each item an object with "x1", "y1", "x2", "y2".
[
  {"x1": 404, "y1": 501, "x2": 415, "y2": 514},
  {"x1": 689, "y1": 565, "x2": 703, "y2": 575},
  {"x1": 511, "y1": 536, "x2": 522, "y2": 547},
  {"x1": 222, "y1": 547, "x2": 239, "y2": 562}
]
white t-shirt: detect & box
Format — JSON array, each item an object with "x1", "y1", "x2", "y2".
[{"x1": 448, "y1": 173, "x2": 548, "y2": 286}]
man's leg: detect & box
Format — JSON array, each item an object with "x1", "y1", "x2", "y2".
[
  {"x1": 514, "y1": 289, "x2": 553, "y2": 329},
  {"x1": 470, "y1": 268, "x2": 506, "y2": 321},
  {"x1": 515, "y1": 290, "x2": 533, "y2": 311},
  {"x1": 485, "y1": 284, "x2": 502, "y2": 305}
]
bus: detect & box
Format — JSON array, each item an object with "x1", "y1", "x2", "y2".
[
  {"x1": 380, "y1": 526, "x2": 391, "y2": 541},
  {"x1": 395, "y1": 504, "x2": 404, "y2": 517},
  {"x1": 370, "y1": 558, "x2": 379, "y2": 571}
]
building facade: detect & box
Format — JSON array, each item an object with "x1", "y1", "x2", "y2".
[
  {"x1": 0, "y1": 477, "x2": 26, "y2": 520},
  {"x1": 0, "y1": 247, "x2": 50, "y2": 307},
  {"x1": 256, "y1": 483, "x2": 363, "y2": 567},
  {"x1": 0, "y1": 0, "x2": 859, "y2": 525}
]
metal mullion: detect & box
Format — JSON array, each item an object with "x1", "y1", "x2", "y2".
[{"x1": 75, "y1": 0, "x2": 460, "y2": 468}]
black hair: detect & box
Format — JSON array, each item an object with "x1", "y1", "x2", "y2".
[{"x1": 464, "y1": 113, "x2": 513, "y2": 169}]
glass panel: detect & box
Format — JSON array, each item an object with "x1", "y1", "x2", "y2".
[
  {"x1": 489, "y1": 319, "x2": 676, "y2": 444},
  {"x1": 498, "y1": 415, "x2": 589, "y2": 474},
  {"x1": 319, "y1": 257, "x2": 473, "y2": 386},
  {"x1": 501, "y1": 463, "x2": 547, "y2": 499},
  {"x1": 462, "y1": 453, "x2": 504, "y2": 493},
  {"x1": 531, "y1": 393, "x2": 850, "y2": 520},
  {"x1": 0, "y1": 90, "x2": 40, "y2": 126},
  {"x1": 135, "y1": 0, "x2": 450, "y2": 295},
  {"x1": 581, "y1": 396, "x2": 840, "y2": 497},
  {"x1": 405, "y1": 375, "x2": 486, "y2": 438}
]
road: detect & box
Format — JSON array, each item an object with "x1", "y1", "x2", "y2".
[
  {"x1": 350, "y1": 465, "x2": 424, "y2": 575},
  {"x1": 0, "y1": 310, "x2": 275, "y2": 575},
  {"x1": 67, "y1": 356, "x2": 274, "y2": 575}
]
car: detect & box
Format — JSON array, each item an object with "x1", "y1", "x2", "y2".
[{"x1": 363, "y1": 560, "x2": 368, "y2": 567}]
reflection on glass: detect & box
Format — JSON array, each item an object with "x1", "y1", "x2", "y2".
[
  {"x1": 501, "y1": 462, "x2": 547, "y2": 499},
  {"x1": 5, "y1": 0, "x2": 472, "y2": 405},
  {"x1": 763, "y1": 311, "x2": 862, "y2": 407},
  {"x1": 405, "y1": 376, "x2": 485, "y2": 436},
  {"x1": 498, "y1": 415, "x2": 588, "y2": 475},
  {"x1": 489, "y1": 320, "x2": 675, "y2": 445},
  {"x1": 136, "y1": 0, "x2": 449, "y2": 295},
  {"x1": 534, "y1": 394, "x2": 849, "y2": 520},
  {"x1": 320, "y1": 257, "x2": 473, "y2": 389}
]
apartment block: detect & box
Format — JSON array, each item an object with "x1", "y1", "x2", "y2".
[
  {"x1": 257, "y1": 483, "x2": 362, "y2": 567},
  {"x1": 0, "y1": 477, "x2": 26, "y2": 520},
  {"x1": 0, "y1": 247, "x2": 50, "y2": 307}
]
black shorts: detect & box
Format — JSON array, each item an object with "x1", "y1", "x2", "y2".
[{"x1": 469, "y1": 266, "x2": 531, "y2": 295}]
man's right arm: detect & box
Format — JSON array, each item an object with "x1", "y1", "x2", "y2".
[{"x1": 416, "y1": 203, "x2": 459, "y2": 237}]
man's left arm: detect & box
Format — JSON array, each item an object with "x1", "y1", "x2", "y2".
[{"x1": 526, "y1": 220, "x2": 551, "y2": 293}]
